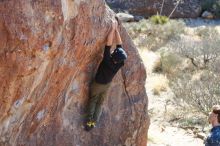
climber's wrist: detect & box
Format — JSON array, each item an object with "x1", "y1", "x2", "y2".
[{"x1": 116, "y1": 44, "x2": 122, "y2": 48}]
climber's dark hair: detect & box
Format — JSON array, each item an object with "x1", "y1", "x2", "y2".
[{"x1": 212, "y1": 105, "x2": 220, "y2": 123}]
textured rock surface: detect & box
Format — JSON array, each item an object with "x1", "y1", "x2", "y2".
[
  {"x1": 106, "y1": 0, "x2": 202, "y2": 18},
  {"x1": 202, "y1": 11, "x2": 214, "y2": 19},
  {"x1": 0, "y1": 0, "x2": 149, "y2": 146},
  {"x1": 116, "y1": 13, "x2": 135, "y2": 22}
]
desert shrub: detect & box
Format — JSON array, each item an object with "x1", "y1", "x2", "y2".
[
  {"x1": 201, "y1": 0, "x2": 220, "y2": 17},
  {"x1": 168, "y1": 26, "x2": 220, "y2": 121},
  {"x1": 148, "y1": 75, "x2": 169, "y2": 95},
  {"x1": 159, "y1": 49, "x2": 183, "y2": 76},
  {"x1": 201, "y1": 0, "x2": 216, "y2": 11},
  {"x1": 171, "y1": 71, "x2": 220, "y2": 115},
  {"x1": 213, "y1": 1, "x2": 220, "y2": 17},
  {"x1": 210, "y1": 57, "x2": 220, "y2": 73},
  {"x1": 150, "y1": 15, "x2": 169, "y2": 25},
  {"x1": 152, "y1": 57, "x2": 162, "y2": 73},
  {"x1": 145, "y1": 20, "x2": 185, "y2": 51},
  {"x1": 123, "y1": 19, "x2": 185, "y2": 50},
  {"x1": 123, "y1": 19, "x2": 148, "y2": 38},
  {"x1": 178, "y1": 116, "x2": 207, "y2": 128},
  {"x1": 172, "y1": 27, "x2": 220, "y2": 69}
]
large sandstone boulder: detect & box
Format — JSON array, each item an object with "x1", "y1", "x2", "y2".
[
  {"x1": 0, "y1": 0, "x2": 149, "y2": 146},
  {"x1": 106, "y1": 0, "x2": 202, "y2": 18}
]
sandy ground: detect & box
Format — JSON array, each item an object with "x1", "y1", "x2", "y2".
[
  {"x1": 147, "y1": 88, "x2": 204, "y2": 146},
  {"x1": 139, "y1": 50, "x2": 204, "y2": 146}
]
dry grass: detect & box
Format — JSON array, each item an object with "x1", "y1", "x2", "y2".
[
  {"x1": 139, "y1": 50, "x2": 161, "y2": 74},
  {"x1": 159, "y1": 49, "x2": 183, "y2": 77},
  {"x1": 152, "y1": 57, "x2": 162, "y2": 73},
  {"x1": 147, "y1": 74, "x2": 169, "y2": 95},
  {"x1": 123, "y1": 19, "x2": 185, "y2": 51}
]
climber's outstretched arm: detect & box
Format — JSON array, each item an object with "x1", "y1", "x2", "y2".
[
  {"x1": 103, "y1": 22, "x2": 116, "y2": 61},
  {"x1": 115, "y1": 27, "x2": 122, "y2": 46},
  {"x1": 106, "y1": 22, "x2": 116, "y2": 46}
]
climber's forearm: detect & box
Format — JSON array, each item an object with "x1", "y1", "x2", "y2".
[
  {"x1": 106, "y1": 25, "x2": 115, "y2": 46},
  {"x1": 115, "y1": 28, "x2": 122, "y2": 45}
]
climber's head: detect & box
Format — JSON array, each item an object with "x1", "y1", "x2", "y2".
[
  {"x1": 111, "y1": 47, "x2": 127, "y2": 64},
  {"x1": 208, "y1": 105, "x2": 220, "y2": 126}
]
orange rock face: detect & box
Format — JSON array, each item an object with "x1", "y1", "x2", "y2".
[{"x1": 0, "y1": 1, "x2": 149, "y2": 146}]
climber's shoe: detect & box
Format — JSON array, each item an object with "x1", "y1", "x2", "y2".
[{"x1": 85, "y1": 120, "x2": 96, "y2": 131}]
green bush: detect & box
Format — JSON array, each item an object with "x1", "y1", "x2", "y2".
[
  {"x1": 213, "y1": 1, "x2": 220, "y2": 17},
  {"x1": 150, "y1": 15, "x2": 169, "y2": 25},
  {"x1": 201, "y1": 0, "x2": 216, "y2": 11},
  {"x1": 201, "y1": 0, "x2": 220, "y2": 17},
  {"x1": 159, "y1": 50, "x2": 183, "y2": 76}
]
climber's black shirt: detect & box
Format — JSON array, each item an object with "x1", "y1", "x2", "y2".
[{"x1": 95, "y1": 45, "x2": 124, "y2": 84}]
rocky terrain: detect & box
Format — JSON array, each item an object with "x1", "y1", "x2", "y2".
[{"x1": 106, "y1": 0, "x2": 202, "y2": 18}]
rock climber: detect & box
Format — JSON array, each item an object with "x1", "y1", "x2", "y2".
[{"x1": 85, "y1": 20, "x2": 127, "y2": 131}]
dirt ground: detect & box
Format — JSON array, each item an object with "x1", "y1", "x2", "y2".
[{"x1": 140, "y1": 50, "x2": 204, "y2": 146}]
